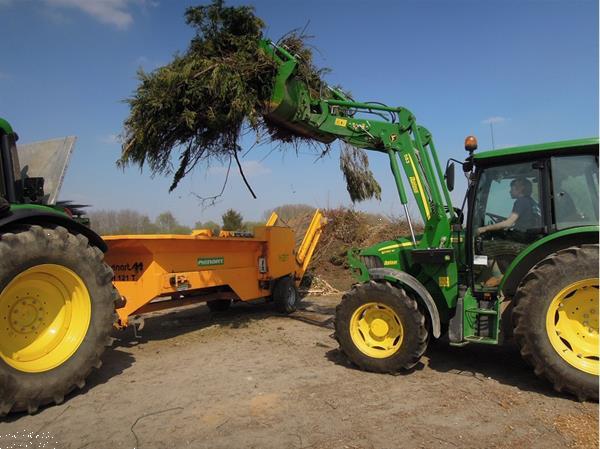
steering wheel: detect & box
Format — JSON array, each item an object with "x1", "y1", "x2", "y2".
[{"x1": 485, "y1": 212, "x2": 506, "y2": 224}]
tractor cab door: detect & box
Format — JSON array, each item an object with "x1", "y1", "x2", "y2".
[
  {"x1": 470, "y1": 160, "x2": 546, "y2": 291},
  {"x1": 550, "y1": 154, "x2": 599, "y2": 229}
]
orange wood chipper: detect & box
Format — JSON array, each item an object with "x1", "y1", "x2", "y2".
[{"x1": 104, "y1": 210, "x2": 326, "y2": 327}]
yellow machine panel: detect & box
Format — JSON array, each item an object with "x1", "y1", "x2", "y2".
[{"x1": 104, "y1": 210, "x2": 325, "y2": 326}]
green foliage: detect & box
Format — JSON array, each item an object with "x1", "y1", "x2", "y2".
[
  {"x1": 195, "y1": 220, "x2": 221, "y2": 234},
  {"x1": 88, "y1": 209, "x2": 156, "y2": 235},
  {"x1": 221, "y1": 208, "x2": 244, "y2": 230},
  {"x1": 339, "y1": 143, "x2": 382, "y2": 202},
  {"x1": 120, "y1": 1, "x2": 322, "y2": 192},
  {"x1": 89, "y1": 209, "x2": 191, "y2": 235},
  {"x1": 155, "y1": 211, "x2": 192, "y2": 234},
  {"x1": 242, "y1": 220, "x2": 263, "y2": 230},
  {"x1": 155, "y1": 212, "x2": 178, "y2": 232},
  {"x1": 120, "y1": 0, "x2": 274, "y2": 191}
]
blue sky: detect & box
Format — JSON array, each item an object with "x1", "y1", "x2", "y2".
[{"x1": 0, "y1": 0, "x2": 598, "y2": 226}]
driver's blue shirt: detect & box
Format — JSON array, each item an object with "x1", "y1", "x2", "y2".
[{"x1": 512, "y1": 196, "x2": 541, "y2": 231}]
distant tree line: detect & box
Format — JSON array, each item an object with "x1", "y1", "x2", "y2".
[
  {"x1": 88, "y1": 210, "x2": 192, "y2": 235},
  {"x1": 87, "y1": 204, "x2": 316, "y2": 236}
]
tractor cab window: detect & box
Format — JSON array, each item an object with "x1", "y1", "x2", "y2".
[
  {"x1": 471, "y1": 162, "x2": 544, "y2": 289},
  {"x1": 551, "y1": 155, "x2": 599, "y2": 229}
]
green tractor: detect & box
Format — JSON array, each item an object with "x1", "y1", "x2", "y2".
[
  {"x1": 0, "y1": 118, "x2": 118, "y2": 415},
  {"x1": 260, "y1": 40, "x2": 599, "y2": 399}
]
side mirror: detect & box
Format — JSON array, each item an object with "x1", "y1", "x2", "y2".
[{"x1": 444, "y1": 162, "x2": 455, "y2": 192}]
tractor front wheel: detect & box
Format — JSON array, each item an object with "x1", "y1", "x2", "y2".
[
  {"x1": 335, "y1": 281, "x2": 428, "y2": 372},
  {"x1": 513, "y1": 244, "x2": 599, "y2": 401},
  {"x1": 0, "y1": 225, "x2": 117, "y2": 415}
]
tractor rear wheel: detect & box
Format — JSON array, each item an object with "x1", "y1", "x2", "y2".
[
  {"x1": 335, "y1": 281, "x2": 428, "y2": 372},
  {"x1": 513, "y1": 244, "x2": 599, "y2": 401},
  {"x1": 0, "y1": 225, "x2": 117, "y2": 415}
]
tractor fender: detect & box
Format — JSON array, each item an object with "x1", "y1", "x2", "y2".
[
  {"x1": 368, "y1": 267, "x2": 441, "y2": 338},
  {"x1": 500, "y1": 227, "x2": 599, "y2": 298},
  {"x1": 0, "y1": 208, "x2": 107, "y2": 252}
]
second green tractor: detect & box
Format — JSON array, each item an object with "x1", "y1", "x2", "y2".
[{"x1": 260, "y1": 39, "x2": 599, "y2": 400}]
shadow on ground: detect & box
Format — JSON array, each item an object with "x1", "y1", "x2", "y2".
[
  {"x1": 108, "y1": 296, "x2": 567, "y2": 401},
  {"x1": 112, "y1": 297, "x2": 336, "y2": 348},
  {"x1": 325, "y1": 334, "x2": 567, "y2": 401},
  {"x1": 425, "y1": 342, "x2": 566, "y2": 399}
]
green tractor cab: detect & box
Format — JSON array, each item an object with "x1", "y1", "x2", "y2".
[{"x1": 342, "y1": 137, "x2": 599, "y2": 400}]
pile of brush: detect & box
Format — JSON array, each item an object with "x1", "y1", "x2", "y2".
[{"x1": 120, "y1": 0, "x2": 380, "y2": 201}]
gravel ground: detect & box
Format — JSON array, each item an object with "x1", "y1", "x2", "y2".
[{"x1": 1, "y1": 294, "x2": 597, "y2": 449}]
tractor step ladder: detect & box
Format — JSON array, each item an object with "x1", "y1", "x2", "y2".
[
  {"x1": 464, "y1": 304, "x2": 500, "y2": 344},
  {"x1": 458, "y1": 289, "x2": 501, "y2": 345}
]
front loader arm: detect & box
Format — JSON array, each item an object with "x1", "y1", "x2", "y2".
[{"x1": 260, "y1": 39, "x2": 454, "y2": 249}]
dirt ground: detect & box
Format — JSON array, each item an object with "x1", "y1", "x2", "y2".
[{"x1": 0, "y1": 294, "x2": 597, "y2": 449}]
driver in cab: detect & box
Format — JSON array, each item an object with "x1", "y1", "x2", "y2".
[{"x1": 477, "y1": 177, "x2": 541, "y2": 236}]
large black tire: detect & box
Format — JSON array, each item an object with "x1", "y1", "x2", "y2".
[
  {"x1": 513, "y1": 244, "x2": 599, "y2": 401},
  {"x1": 335, "y1": 281, "x2": 428, "y2": 372},
  {"x1": 272, "y1": 276, "x2": 299, "y2": 314},
  {"x1": 481, "y1": 238, "x2": 526, "y2": 272},
  {"x1": 0, "y1": 225, "x2": 117, "y2": 415},
  {"x1": 206, "y1": 299, "x2": 231, "y2": 312}
]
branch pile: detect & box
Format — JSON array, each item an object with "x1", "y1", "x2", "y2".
[{"x1": 120, "y1": 0, "x2": 380, "y2": 201}]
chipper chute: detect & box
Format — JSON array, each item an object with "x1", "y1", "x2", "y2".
[{"x1": 15, "y1": 136, "x2": 77, "y2": 205}]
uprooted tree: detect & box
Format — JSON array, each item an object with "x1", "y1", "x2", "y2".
[{"x1": 119, "y1": 0, "x2": 380, "y2": 203}]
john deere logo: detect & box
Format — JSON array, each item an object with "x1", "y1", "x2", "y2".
[{"x1": 197, "y1": 257, "x2": 224, "y2": 267}]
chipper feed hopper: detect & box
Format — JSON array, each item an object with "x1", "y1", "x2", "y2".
[
  {"x1": 259, "y1": 39, "x2": 599, "y2": 401},
  {"x1": 105, "y1": 210, "x2": 326, "y2": 327}
]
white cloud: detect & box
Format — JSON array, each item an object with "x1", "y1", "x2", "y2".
[
  {"x1": 209, "y1": 160, "x2": 271, "y2": 178},
  {"x1": 0, "y1": 0, "x2": 14, "y2": 7},
  {"x1": 134, "y1": 56, "x2": 149, "y2": 66},
  {"x1": 43, "y1": 0, "x2": 154, "y2": 29},
  {"x1": 240, "y1": 160, "x2": 272, "y2": 177},
  {"x1": 101, "y1": 133, "x2": 121, "y2": 145},
  {"x1": 481, "y1": 116, "x2": 507, "y2": 125}
]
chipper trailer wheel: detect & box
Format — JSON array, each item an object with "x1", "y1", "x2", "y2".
[
  {"x1": 335, "y1": 281, "x2": 428, "y2": 372},
  {"x1": 206, "y1": 299, "x2": 232, "y2": 312},
  {"x1": 513, "y1": 244, "x2": 599, "y2": 401},
  {"x1": 273, "y1": 275, "x2": 299, "y2": 314},
  {"x1": 0, "y1": 225, "x2": 117, "y2": 415}
]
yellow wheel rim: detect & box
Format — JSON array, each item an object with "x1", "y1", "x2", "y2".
[
  {"x1": 546, "y1": 278, "x2": 599, "y2": 376},
  {"x1": 350, "y1": 302, "x2": 403, "y2": 358},
  {"x1": 0, "y1": 264, "x2": 91, "y2": 373}
]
